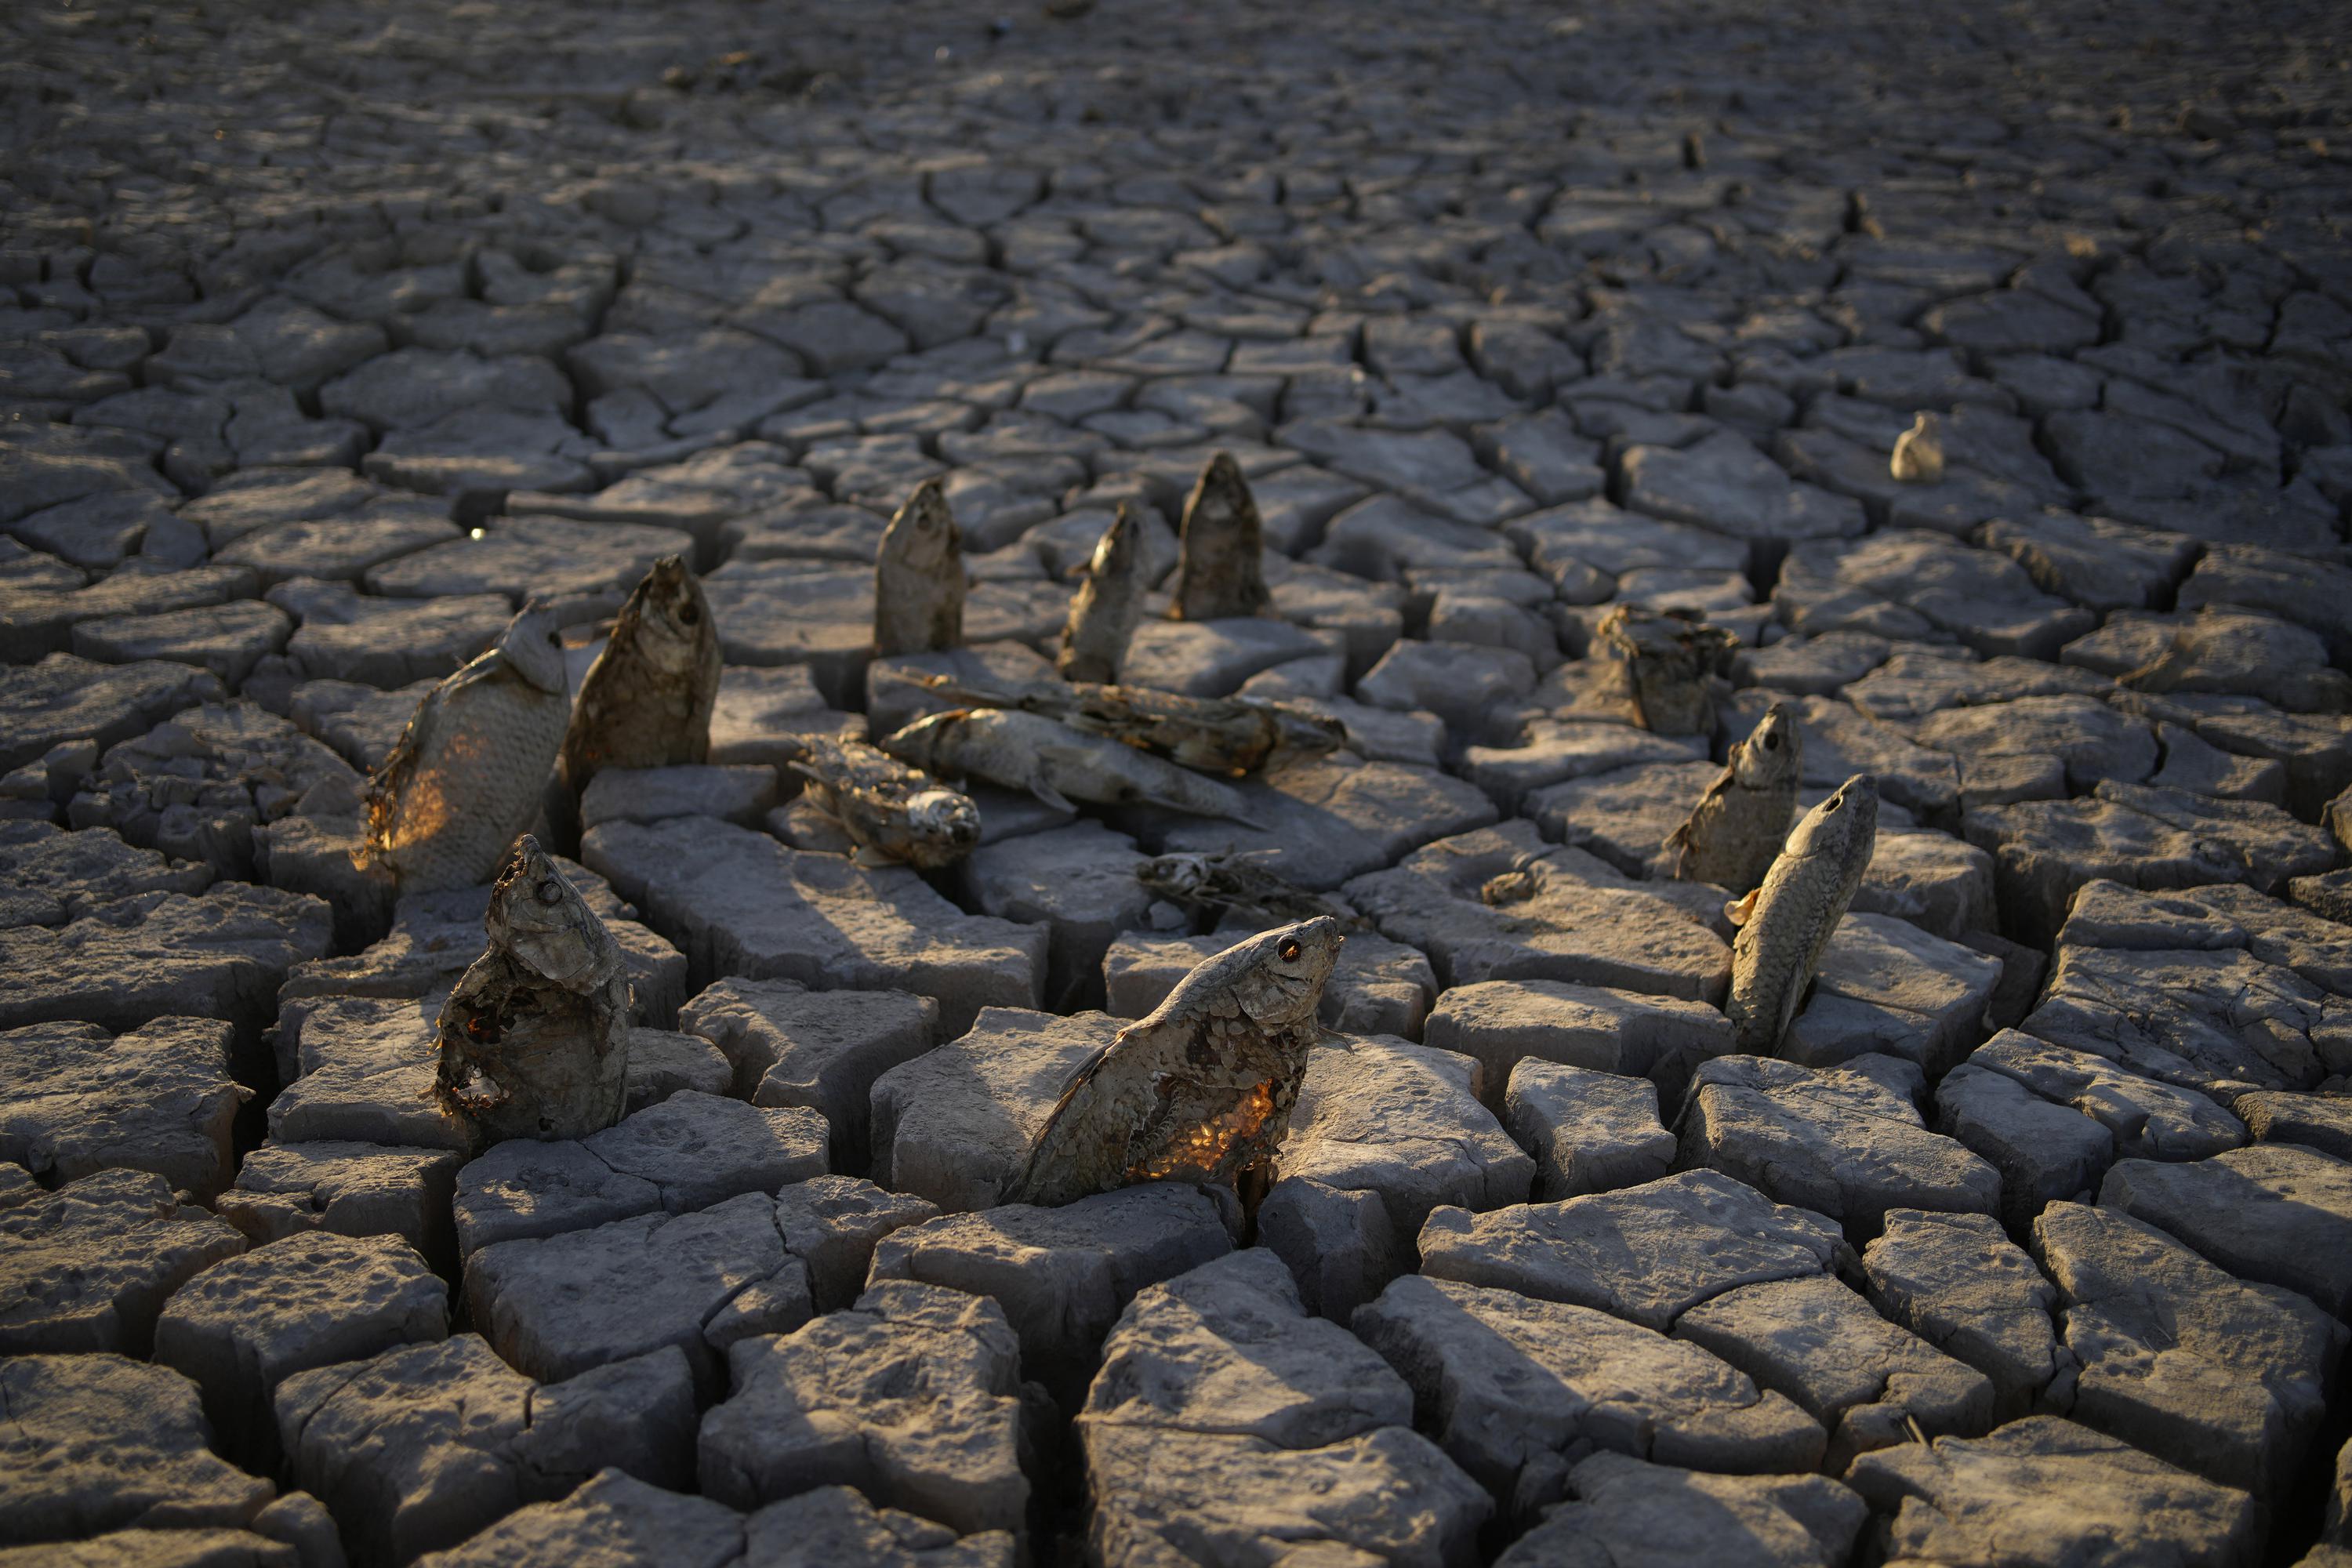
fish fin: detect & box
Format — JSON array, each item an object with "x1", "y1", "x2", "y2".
[
  {"x1": 1029, "y1": 779, "x2": 1079, "y2": 815},
  {"x1": 1725, "y1": 887, "x2": 1760, "y2": 927},
  {"x1": 851, "y1": 845, "x2": 899, "y2": 869}
]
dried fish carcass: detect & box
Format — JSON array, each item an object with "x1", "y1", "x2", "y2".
[
  {"x1": 790, "y1": 735, "x2": 981, "y2": 869},
  {"x1": 882, "y1": 706, "x2": 1266, "y2": 826},
  {"x1": 873, "y1": 477, "x2": 965, "y2": 657},
  {"x1": 1723, "y1": 773, "x2": 1878, "y2": 1053}
]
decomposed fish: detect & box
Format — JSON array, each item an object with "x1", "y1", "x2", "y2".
[
  {"x1": 1596, "y1": 604, "x2": 1737, "y2": 735},
  {"x1": 1664, "y1": 702, "x2": 1802, "y2": 894},
  {"x1": 789, "y1": 735, "x2": 981, "y2": 870},
  {"x1": 1722, "y1": 772, "x2": 1878, "y2": 1054},
  {"x1": 916, "y1": 671, "x2": 1346, "y2": 776},
  {"x1": 881, "y1": 706, "x2": 1268, "y2": 826},
  {"x1": 1058, "y1": 501, "x2": 1151, "y2": 684},
  {"x1": 873, "y1": 477, "x2": 964, "y2": 657},
  {"x1": 555, "y1": 554, "x2": 721, "y2": 804},
  {"x1": 365, "y1": 601, "x2": 571, "y2": 893},
  {"x1": 1890, "y1": 412, "x2": 1947, "y2": 484},
  {"x1": 1169, "y1": 450, "x2": 1271, "y2": 622},
  {"x1": 1004, "y1": 916, "x2": 1345, "y2": 1207},
  {"x1": 1135, "y1": 851, "x2": 1352, "y2": 927},
  {"x1": 434, "y1": 835, "x2": 631, "y2": 1147}
]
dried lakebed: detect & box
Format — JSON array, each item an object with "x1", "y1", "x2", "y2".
[{"x1": 5, "y1": 0, "x2": 2352, "y2": 1565}]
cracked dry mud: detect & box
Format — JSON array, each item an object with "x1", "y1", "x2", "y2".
[{"x1": 3, "y1": 0, "x2": 2352, "y2": 1564}]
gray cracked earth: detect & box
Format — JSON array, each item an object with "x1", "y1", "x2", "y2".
[{"x1": 5, "y1": 0, "x2": 2352, "y2": 1564}]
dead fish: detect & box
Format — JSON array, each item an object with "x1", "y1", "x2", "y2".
[
  {"x1": 873, "y1": 478, "x2": 964, "y2": 657},
  {"x1": 1597, "y1": 604, "x2": 1737, "y2": 735},
  {"x1": 434, "y1": 835, "x2": 631, "y2": 1147},
  {"x1": 881, "y1": 707, "x2": 1267, "y2": 826},
  {"x1": 1136, "y1": 851, "x2": 1352, "y2": 926},
  {"x1": 1890, "y1": 412, "x2": 1946, "y2": 484},
  {"x1": 789, "y1": 735, "x2": 981, "y2": 870},
  {"x1": 1723, "y1": 773, "x2": 1878, "y2": 1054},
  {"x1": 1169, "y1": 451, "x2": 1271, "y2": 622},
  {"x1": 365, "y1": 601, "x2": 571, "y2": 893},
  {"x1": 1058, "y1": 502, "x2": 1151, "y2": 684},
  {"x1": 1004, "y1": 916, "x2": 1345, "y2": 1207},
  {"x1": 1664, "y1": 702, "x2": 1802, "y2": 894},
  {"x1": 556, "y1": 554, "x2": 721, "y2": 805},
  {"x1": 916, "y1": 672, "x2": 1345, "y2": 776}
]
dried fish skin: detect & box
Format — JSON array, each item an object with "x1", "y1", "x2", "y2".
[
  {"x1": 881, "y1": 706, "x2": 1265, "y2": 826},
  {"x1": 873, "y1": 477, "x2": 965, "y2": 656},
  {"x1": 1169, "y1": 450, "x2": 1271, "y2": 622},
  {"x1": 434, "y1": 834, "x2": 632, "y2": 1147},
  {"x1": 1006, "y1": 915, "x2": 1345, "y2": 1207},
  {"x1": 790, "y1": 735, "x2": 981, "y2": 869},
  {"x1": 1596, "y1": 604, "x2": 1738, "y2": 735},
  {"x1": 1723, "y1": 772, "x2": 1878, "y2": 1054},
  {"x1": 364, "y1": 601, "x2": 572, "y2": 894},
  {"x1": 557, "y1": 554, "x2": 722, "y2": 800},
  {"x1": 1135, "y1": 851, "x2": 1352, "y2": 927},
  {"x1": 916, "y1": 673, "x2": 1346, "y2": 778},
  {"x1": 1058, "y1": 502, "x2": 1152, "y2": 684},
  {"x1": 1665, "y1": 701, "x2": 1802, "y2": 894}
]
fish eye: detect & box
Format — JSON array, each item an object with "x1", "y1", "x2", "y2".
[
  {"x1": 535, "y1": 880, "x2": 564, "y2": 904},
  {"x1": 546, "y1": 631, "x2": 561, "y2": 647},
  {"x1": 1763, "y1": 733, "x2": 1780, "y2": 750},
  {"x1": 1279, "y1": 938, "x2": 1301, "y2": 961},
  {"x1": 1824, "y1": 796, "x2": 1842, "y2": 812},
  {"x1": 678, "y1": 602, "x2": 701, "y2": 625}
]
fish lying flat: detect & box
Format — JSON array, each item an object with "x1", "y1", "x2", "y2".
[
  {"x1": 915, "y1": 672, "x2": 1345, "y2": 776},
  {"x1": 1136, "y1": 851, "x2": 1353, "y2": 927},
  {"x1": 1596, "y1": 604, "x2": 1738, "y2": 735},
  {"x1": 1169, "y1": 451, "x2": 1271, "y2": 622},
  {"x1": 1005, "y1": 916, "x2": 1345, "y2": 1207},
  {"x1": 790, "y1": 735, "x2": 980, "y2": 870},
  {"x1": 1058, "y1": 502, "x2": 1151, "y2": 684},
  {"x1": 1723, "y1": 773, "x2": 1878, "y2": 1054},
  {"x1": 881, "y1": 706, "x2": 1266, "y2": 826},
  {"x1": 1665, "y1": 702, "x2": 1802, "y2": 894},
  {"x1": 873, "y1": 477, "x2": 965, "y2": 657},
  {"x1": 434, "y1": 835, "x2": 631, "y2": 1147},
  {"x1": 365, "y1": 601, "x2": 571, "y2": 893}
]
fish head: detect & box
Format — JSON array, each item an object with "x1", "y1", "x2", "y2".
[
  {"x1": 884, "y1": 478, "x2": 960, "y2": 568},
  {"x1": 1223, "y1": 914, "x2": 1345, "y2": 1027},
  {"x1": 1138, "y1": 852, "x2": 1211, "y2": 896},
  {"x1": 905, "y1": 786, "x2": 981, "y2": 852},
  {"x1": 482, "y1": 835, "x2": 617, "y2": 987},
  {"x1": 1187, "y1": 450, "x2": 1254, "y2": 522},
  {"x1": 879, "y1": 710, "x2": 957, "y2": 773},
  {"x1": 1784, "y1": 772, "x2": 1878, "y2": 862},
  {"x1": 1260, "y1": 702, "x2": 1349, "y2": 767},
  {"x1": 1730, "y1": 702, "x2": 1803, "y2": 789},
  {"x1": 621, "y1": 555, "x2": 715, "y2": 678},
  {"x1": 496, "y1": 600, "x2": 568, "y2": 695},
  {"x1": 1089, "y1": 504, "x2": 1144, "y2": 576}
]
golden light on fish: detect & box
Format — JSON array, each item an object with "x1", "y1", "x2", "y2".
[{"x1": 1126, "y1": 1079, "x2": 1276, "y2": 1183}]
